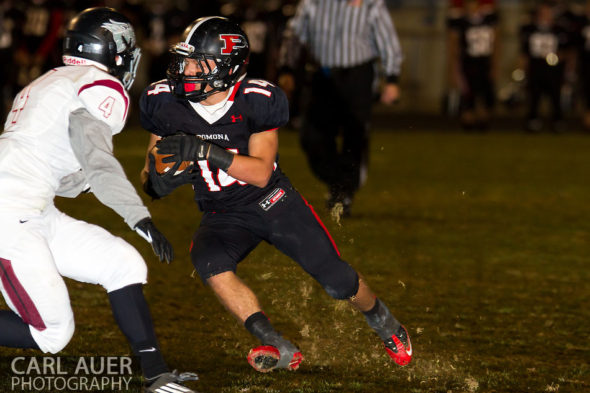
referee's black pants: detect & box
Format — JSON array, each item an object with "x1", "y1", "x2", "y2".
[{"x1": 301, "y1": 61, "x2": 374, "y2": 199}]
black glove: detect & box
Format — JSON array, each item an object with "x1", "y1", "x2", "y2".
[
  {"x1": 134, "y1": 218, "x2": 174, "y2": 263},
  {"x1": 143, "y1": 153, "x2": 198, "y2": 199},
  {"x1": 158, "y1": 133, "x2": 234, "y2": 172},
  {"x1": 158, "y1": 133, "x2": 208, "y2": 162}
]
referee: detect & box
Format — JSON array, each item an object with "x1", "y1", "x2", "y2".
[{"x1": 279, "y1": 0, "x2": 403, "y2": 217}]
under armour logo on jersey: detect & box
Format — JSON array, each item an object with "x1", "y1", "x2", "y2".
[
  {"x1": 219, "y1": 34, "x2": 247, "y2": 55},
  {"x1": 231, "y1": 114, "x2": 243, "y2": 123},
  {"x1": 259, "y1": 188, "x2": 287, "y2": 211}
]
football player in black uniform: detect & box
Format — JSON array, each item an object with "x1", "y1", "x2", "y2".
[
  {"x1": 574, "y1": 0, "x2": 590, "y2": 130},
  {"x1": 520, "y1": 1, "x2": 571, "y2": 132},
  {"x1": 447, "y1": 0, "x2": 499, "y2": 130},
  {"x1": 139, "y1": 17, "x2": 412, "y2": 373}
]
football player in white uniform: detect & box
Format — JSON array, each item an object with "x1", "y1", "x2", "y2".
[{"x1": 0, "y1": 8, "x2": 199, "y2": 393}]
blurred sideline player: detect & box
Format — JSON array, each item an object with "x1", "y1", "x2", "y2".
[
  {"x1": 139, "y1": 17, "x2": 412, "y2": 373},
  {"x1": 0, "y1": 8, "x2": 199, "y2": 393},
  {"x1": 574, "y1": 0, "x2": 590, "y2": 130},
  {"x1": 447, "y1": 0, "x2": 499, "y2": 130},
  {"x1": 519, "y1": 1, "x2": 571, "y2": 132}
]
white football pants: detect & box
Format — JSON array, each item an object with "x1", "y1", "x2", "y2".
[{"x1": 0, "y1": 204, "x2": 147, "y2": 353}]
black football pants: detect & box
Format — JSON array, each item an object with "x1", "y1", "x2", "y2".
[
  {"x1": 461, "y1": 61, "x2": 495, "y2": 111},
  {"x1": 190, "y1": 181, "x2": 359, "y2": 300},
  {"x1": 301, "y1": 62, "x2": 374, "y2": 198},
  {"x1": 527, "y1": 65, "x2": 564, "y2": 122}
]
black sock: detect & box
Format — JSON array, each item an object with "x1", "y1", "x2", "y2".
[
  {"x1": 244, "y1": 311, "x2": 300, "y2": 365},
  {"x1": 0, "y1": 310, "x2": 40, "y2": 349},
  {"x1": 108, "y1": 284, "x2": 168, "y2": 380},
  {"x1": 362, "y1": 298, "x2": 401, "y2": 341},
  {"x1": 244, "y1": 312, "x2": 280, "y2": 344}
]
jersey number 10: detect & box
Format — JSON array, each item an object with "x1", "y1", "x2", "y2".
[{"x1": 198, "y1": 148, "x2": 246, "y2": 191}]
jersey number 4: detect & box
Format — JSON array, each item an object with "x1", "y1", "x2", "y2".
[
  {"x1": 244, "y1": 79, "x2": 273, "y2": 97},
  {"x1": 7, "y1": 86, "x2": 31, "y2": 125}
]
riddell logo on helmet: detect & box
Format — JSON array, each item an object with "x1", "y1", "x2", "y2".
[
  {"x1": 175, "y1": 42, "x2": 195, "y2": 55},
  {"x1": 219, "y1": 34, "x2": 246, "y2": 55}
]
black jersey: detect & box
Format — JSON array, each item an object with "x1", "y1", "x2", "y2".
[
  {"x1": 520, "y1": 23, "x2": 570, "y2": 68},
  {"x1": 448, "y1": 11, "x2": 498, "y2": 64},
  {"x1": 575, "y1": 15, "x2": 590, "y2": 65},
  {"x1": 140, "y1": 78, "x2": 291, "y2": 211}
]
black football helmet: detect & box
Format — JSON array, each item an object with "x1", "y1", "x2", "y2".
[
  {"x1": 167, "y1": 16, "x2": 249, "y2": 102},
  {"x1": 62, "y1": 7, "x2": 141, "y2": 89}
]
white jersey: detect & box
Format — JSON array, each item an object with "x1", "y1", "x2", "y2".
[
  {"x1": 0, "y1": 65, "x2": 130, "y2": 214},
  {"x1": 0, "y1": 66, "x2": 149, "y2": 354}
]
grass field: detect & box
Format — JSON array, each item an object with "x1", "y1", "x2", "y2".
[{"x1": 1, "y1": 126, "x2": 590, "y2": 393}]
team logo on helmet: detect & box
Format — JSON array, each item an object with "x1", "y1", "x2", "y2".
[
  {"x1": 219, "y1": 34, "x2": 247, "y2": 55},
  {"x1": 101, "y1": 19, "x2": 135, "y2": 52}
]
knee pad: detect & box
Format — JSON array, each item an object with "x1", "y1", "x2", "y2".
[
  {"x1": 317, "y1": 261, "x2": 359, "y2": 300},
  {"x1": 103, "y1": 239, "x2": 147, "y2": 292},
  {"x1": 30, "y1": 316, "x2": 75, "y2": 354}
]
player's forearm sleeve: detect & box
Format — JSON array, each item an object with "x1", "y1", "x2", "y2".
[{"x1": 68, "y1": 108, "x2": 150, "y2": 228}]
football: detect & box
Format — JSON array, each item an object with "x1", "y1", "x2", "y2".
[{"x1": 150, "y1": 144, "x2": 194, "y2": 175}]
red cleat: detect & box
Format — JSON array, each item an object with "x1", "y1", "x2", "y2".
[
  {"x1": 384, "y1": 325, "x2": 412, "y2": 366},
  {"x1": 247, "y1": 345, "x2": 303, "y2": 372},
  {"x1": 285, "y1": 351, "x2": 304, "y2": 370}
]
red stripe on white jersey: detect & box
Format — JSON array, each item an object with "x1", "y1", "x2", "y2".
[{"x1": 78, "y1": 79, "x2": 129, "y2": 118}]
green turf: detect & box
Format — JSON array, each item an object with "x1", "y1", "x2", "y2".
[{"x1": 1, "y1": 127, "x2": 589, "y2": 392}]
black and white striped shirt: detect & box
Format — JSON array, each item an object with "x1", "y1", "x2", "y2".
[{"x1": 284, "y1": 0, "x2": 403, "y2": 80}]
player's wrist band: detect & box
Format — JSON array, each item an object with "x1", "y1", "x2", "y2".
[{"x1": 206, "y1": 143, "x2": 234, "y2": 172}]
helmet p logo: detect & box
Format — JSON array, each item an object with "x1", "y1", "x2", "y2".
[{"x1": 219, "y1": 34, "x2": 246, "y2": 55}]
